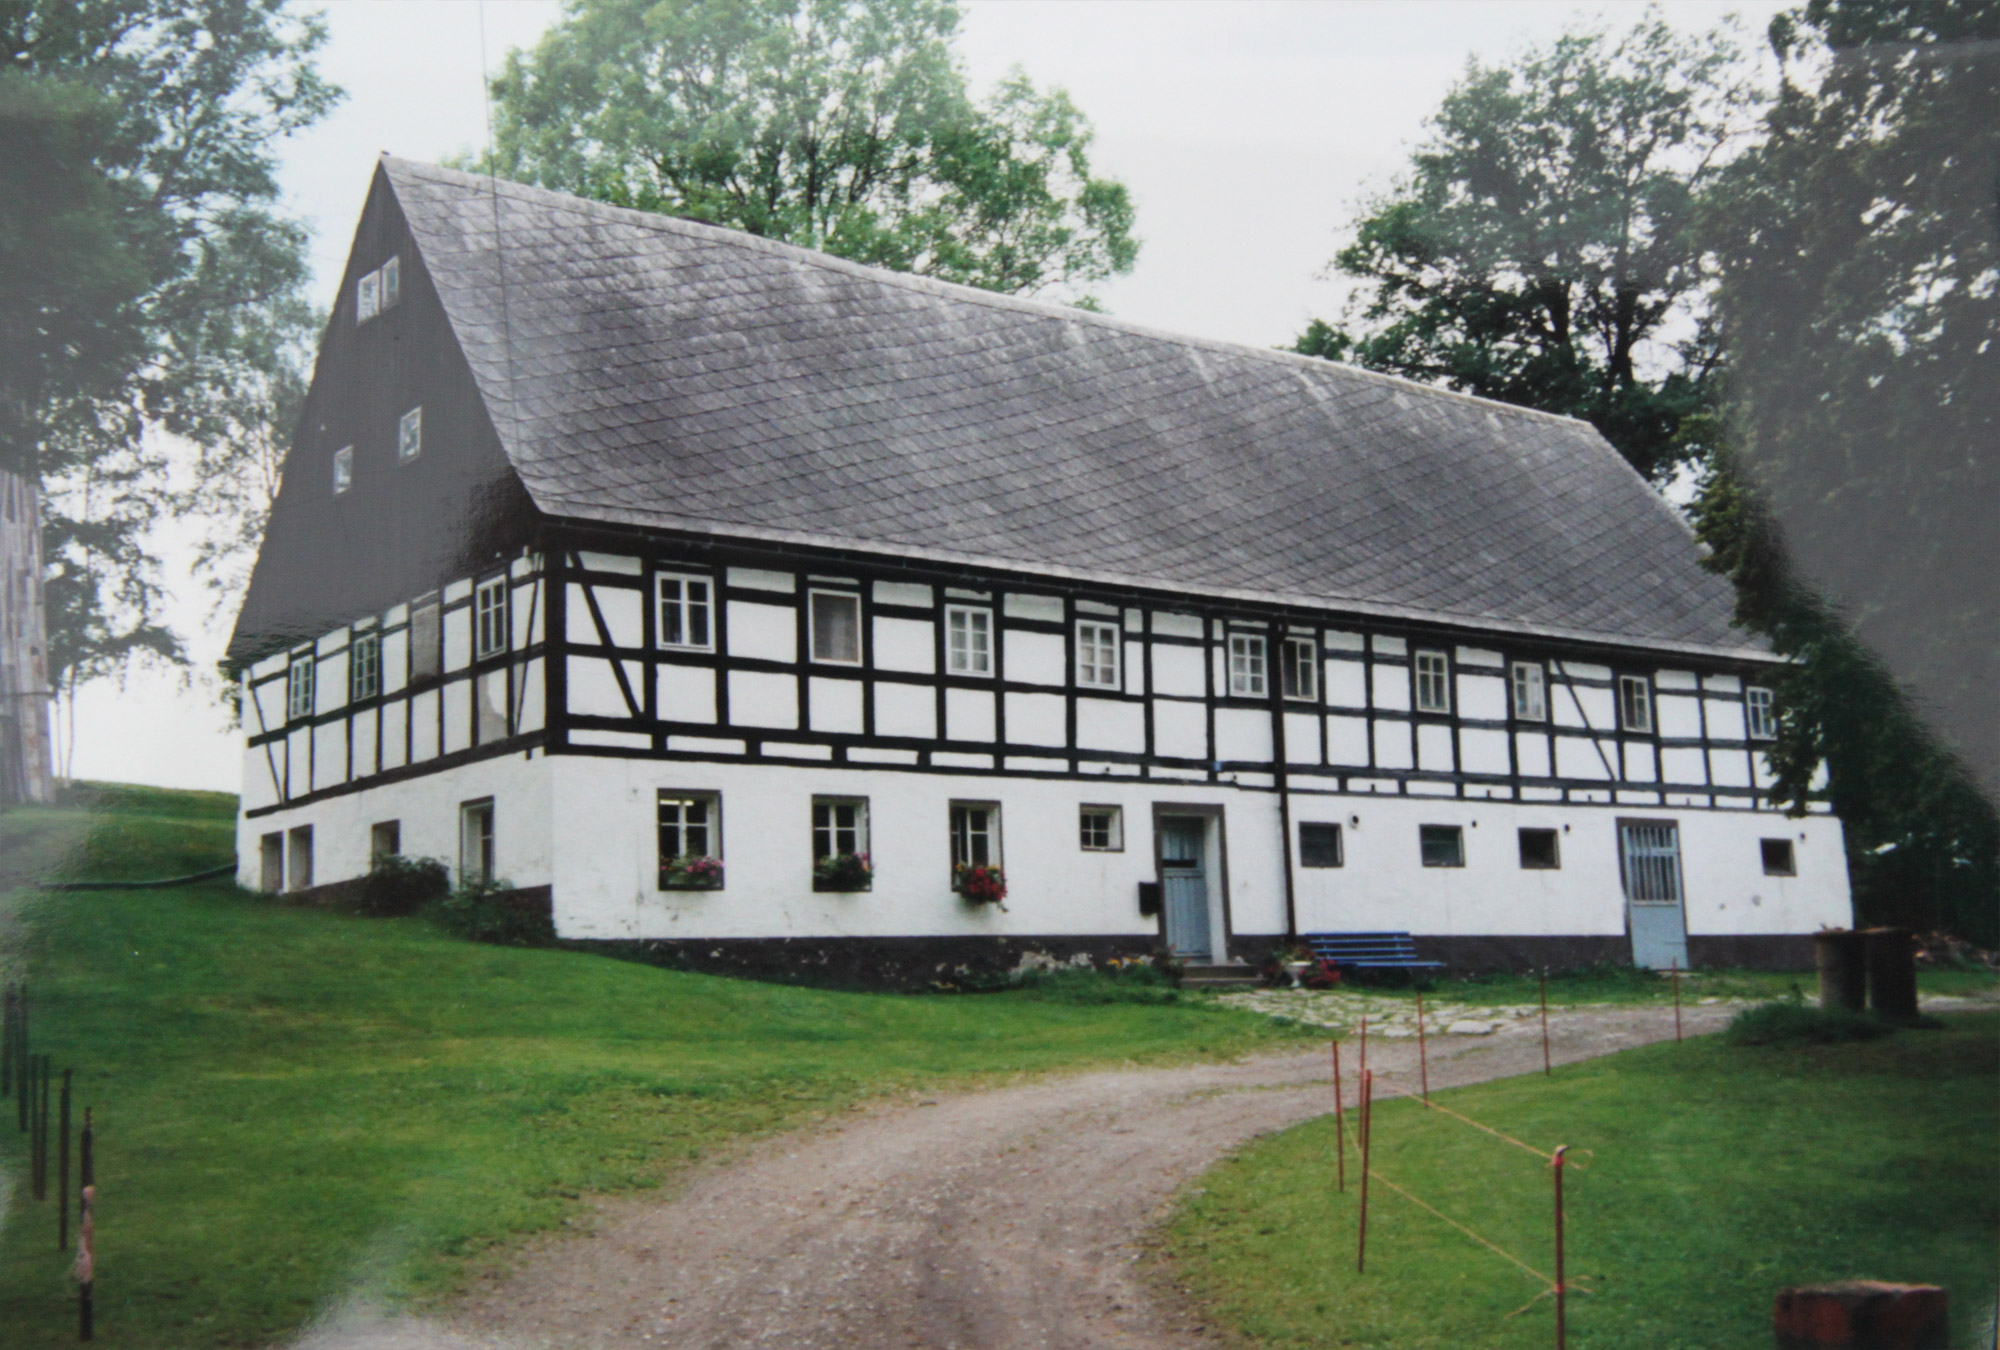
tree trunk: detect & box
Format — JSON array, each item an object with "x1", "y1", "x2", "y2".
[{"x1": 0, "y1": 468, "x2": 54, "y2": 804}]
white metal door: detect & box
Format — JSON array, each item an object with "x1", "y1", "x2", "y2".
[
  {"x1": 1160, "y1": 819, "x2": 1211, "y2": 960},
  {"x1": 1620, "y1": 821, "x2": 1689, "y2": 970}
]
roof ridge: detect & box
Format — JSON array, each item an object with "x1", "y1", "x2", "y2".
[{"x1": 381, "y1": 156, "x2": 1596, "y2": 435}]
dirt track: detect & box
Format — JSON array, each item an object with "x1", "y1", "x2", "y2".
[{"x1": 295, "y1": 1000, "x2": 1741, "y2": 1350}]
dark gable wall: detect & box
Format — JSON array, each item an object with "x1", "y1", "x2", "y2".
[{"x1": 227, "y1": 164, "x2": 539, "y2": 665}]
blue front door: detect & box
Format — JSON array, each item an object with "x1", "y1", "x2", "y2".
[
  {"x1": 1621, "y1": 821, "x2": 1689, "y2": 970},
  {"x1": 1161, "y1": 818, "x2": 1211, "y2": 960}
]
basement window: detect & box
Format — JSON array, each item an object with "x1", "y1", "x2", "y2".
[
  {"x1": 1079, "y1": 805, "x2": 1123, "y2": 852},
  {"x1": 1618, "y1": 676, "x2": 1653, "y2": 733},
  {"x1": 397, "y1": 406, "x2": 422, "y2": 463},
  {"x1": 1419, "y1": 824, "x2": 1464, "y2": 868},
  {"x1": 332, "y1": 445, "x2": 353, "y2": 495},
  {"x1": 810, "y1": 589, "x2": 861, "y2": 664},
  {"x1": 1511, "y1": 661, "x2": 1546, "y2": 721},
  {"x1": 1518, "y1": 828, "x2": 1560, "y2": 869},
  {"x1": 1761, "y1": 838, "x2": 1797, "y2": 876},
  {"x1": 1299, "y1": 822, "x2": 1344, "y2": 868},
  {"x1": 1414, "y1": 650, "x2": 1451, "y2": 714}
]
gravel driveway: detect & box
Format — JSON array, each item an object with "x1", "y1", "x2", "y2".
[{"x1": 292, "y1": 997, "x2": 1744, "y2": 1350}]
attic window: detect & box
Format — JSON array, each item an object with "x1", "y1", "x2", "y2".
[
  {"x1": 810, "y1": 590, "x2": 861, "y2": 664},
  {"x1": 1414, "y1": 650, "x2": 1451, "y2": 713},
  {"x1": 356, "y1": 255, "x2": 400, "y2": 324},
  {"x1": 332, "y1": 445, "x2": 353, "y2": 495},
  {"x1": 1618, "y1": 675, "x2": 1653, "y2": 734},
  {"x1": 397, "y1": 407, "x2": 422, "y2": 462}
]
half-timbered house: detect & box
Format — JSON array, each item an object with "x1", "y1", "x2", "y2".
[{"x1": 226, "y1": 158, "x2": 1850, "y2": 982}]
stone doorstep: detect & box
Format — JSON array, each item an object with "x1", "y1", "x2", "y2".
[{"x1": 1178, "y1": 964, "x2": 1262, "y2": 990}]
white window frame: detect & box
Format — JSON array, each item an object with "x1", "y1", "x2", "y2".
[
  {"x1": 808, "y1": 588, "x2": 862, "y2": 665},
  {"x1": 397, "y1": 406, "x2": 422, "y2": 463},
  {"x1": 1414, "y1": 650, "x2": 1452, "y2": 714},
  {"x1": 1228, "y1": 633, "x2": 1267, "y2": 698},
  {"x1": 657, "y1": 790, "x2": 722, "y2": 888},
  {"x1": 474, "y1": 577, "x2": 510, "y2": 659},
  {"x1": 1076, "y1": 620, "x2": 1121, "y2": 689},
  {"x1": 1511, "y1": 661, "x2": 1546, "y2": 721},
  {"x1": 459, "y1": 798, "x2": 495, "y2": 885},
  {"x1": 356, "y1": 268, "x2": 380, "y2": 323},
  {"x1": 1281, "y1": 635, "x2": 1317, "y2": 701},
  {"x1": 1618, "y1": 675, "x2": 1653, "y2": 734},
  {"x1": 332, "y1": 445, "x2": 353, "y2": 495},
  {"x1": 286, "y1": 658, "x2": 315, "y2": 722},
  {"x1": 1078, "y1": 804, "x2": 1122, "y2": 852},
  {"x1": 950, "y1": 801, "x2": 1000, "y2": 869},
  {"x1": 350, "y1": 631, "x2": 381, "y2": 702},
  {"x1": 380, "y1": 255, "x2": 400, "y2": 309},
  {"x1": 812, "y1": 796, "x2": 869, "y2": 860},
  {"x1": 946, "y1": 605, "x2": 992, "y2": 676},
  {"x1": 1746, "y1": 685, "x2": 1777, "y2": 740},
  {"x1": 655, "y1": 573, "x2": 714, "y2": 651}
]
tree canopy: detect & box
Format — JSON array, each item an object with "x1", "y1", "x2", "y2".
[
  {"x1": 1294, "y1": 17, "x2": 1756, "y2": 481},
  {"x1": 0, "y1": 0, "x2": 336, "y2": 699},
  {"x1": 483, "y1": 0, "x2": 1137, "y2": 300}
]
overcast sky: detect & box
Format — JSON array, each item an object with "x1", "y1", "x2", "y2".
[{"x1": 70, "y1": 0, "x2": 1784, "y2": 794}]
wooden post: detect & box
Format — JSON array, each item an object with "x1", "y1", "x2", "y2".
[
  {"x1": 1416, "y1": 989, "x2": 1429, "y2": 1102},
  {"x1": 1357, "y1": 1069, "x2": 1373, "y2": 1273},
  {"x1": 58, "y1": 1068, "x2": 71, "y2": 1249},
  {"x1": 2, "y1": 983, "x2": 14, "y2": 1099},
  {"x1": 1332, "y1": 1039, "x2": 1345, "y2": 1192},
  {"x1": 16, "y1": 988, "x2": 28, "y2": 1132},
  {"x1": 0, "y1": 466, "x2": 56, "y2": 805},
  {"x1": 33, "y1": 1053, "x2": 48, "y2": 1199},
  {"x1": 1539, "y1": 969, "x2": 1552, "y2": 1076},
  {"x1": 1671, "y1": 960, "x2": 1683, "y2": 1043},
  {"x1": 78, "y1": 1107, "x2": 93, "y2": 1341},
  {"x1": 1553, "y1": 1144, "x2": 1569, "y2": 1350}
]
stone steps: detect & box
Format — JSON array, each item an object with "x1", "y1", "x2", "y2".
[{"x1": 1178, "y1": 963, "x2": 1262, "y2": 991}]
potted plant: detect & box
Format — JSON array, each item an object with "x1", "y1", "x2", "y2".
[
  {"x1": 953, "y1": 862, "x2": 1007, "y2": 909},
  {"x1": 813, "y1": 852, "x2": 872, "y2": 892},
  {"x1": 1271, "y1": 941, "x2": 1317, "y2": 988},
  {"x1": 660, "y1": 854, "x2": 724, "y2": 891}
]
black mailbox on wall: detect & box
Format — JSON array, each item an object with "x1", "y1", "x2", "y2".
[{"x1": 1137, "y1": 881, "x2": 1163, "y2": 917}]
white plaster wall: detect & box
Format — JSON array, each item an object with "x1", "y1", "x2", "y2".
[
  {"x1": 235, "y1": 753, "x2": 552, "y2": 892},
  {"x1": 1682, "y1": 812, "x2": 1850, "y2": 934}
]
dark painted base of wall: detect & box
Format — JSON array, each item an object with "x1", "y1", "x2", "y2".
[
  {"x1": 1686, "y1": 933, "x2": 1817, "y2": 971},
  {"x1": 561, "y1": 933, "x2": 1170, "y2": 991}
]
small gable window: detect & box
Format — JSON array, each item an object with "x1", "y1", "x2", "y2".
[
  {"x1": 332, "y1": 445, "x2": 353, "y2": 495},
  {"x1": 380, "y1": 255, "x2": 401, "y2": 309},
  {"x1": 1414, "y1": 650, "x2": 1451, "y2": 714},
  {"x1": 356, "y1": 255, "x2": 400, "y2": 324},
  {"x1": 397, "y1": 406, "x2": 422, "y2": 463}
]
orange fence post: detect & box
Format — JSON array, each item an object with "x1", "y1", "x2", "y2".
[
  {"x1": 1416, "y1": 990, "x2": 1430, "y2": 1102},
  {"x1": 1332, "y1": 1039, "x2": 1346, "y2": 1192},
  {"x1": 1357, "y1": 1070, "x2": 1374, "y2": 1273},
  {"x1": 1553, "y1": 1144, "x2": 1569, "y2": 1350},
  {"x1": 1671, "y1": 960, "x2": 1683, "y2": 1043},
  {"x1": 1539, "y1": 968, "x2": 1552, "y2": 1076}
]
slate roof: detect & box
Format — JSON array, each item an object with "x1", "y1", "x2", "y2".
[{"x1": 385, "y1": 158, "x2": 1761, "y2": 660}]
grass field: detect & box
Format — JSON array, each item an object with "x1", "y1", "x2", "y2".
[
  {"x1": 1161, "y1": 1013, "x2": 2000, "y2": 1349},
  {"x1": 0, "y1": 786, "x2": 1307, "y2": 1349}
]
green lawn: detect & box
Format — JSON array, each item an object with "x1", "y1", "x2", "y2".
[
  {"x1": 1161, "y1": 1014, "x2": 2000, "y2": 1349},
  {"x1": 0, "y1": 786, "x2": 1305, "y2": 1349}
]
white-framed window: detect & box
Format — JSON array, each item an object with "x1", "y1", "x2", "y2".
[
  {"x1": 1299, "y1": 821, "x2": 1343, "y2": 867},
  {"x1": 397, "y1": 406, "x2": 422, "y2": 462},
  {"x1": 409, "y1": 599, "x2": 441, "y2": 681},
  {"x1": 356, "y1": 256, "x2": 400, "y2": 323},
  {"x1": 1079, "y1": 804, "x2": 1122, "y2": 851},
  {"x1": 474, "y1": 577, "x2": 510, "y2": 659},
  {"x1": 812, "y1": 798, "x2": 871, "y2": 891},
  {"x1": 1419, "y1": 823, "x2": 1465, "y2": 868},
  {"x1": 350, "y1": 631, "x2": 381, "y2": 701},
  {"x1": 332, "y1": 445, "x2": 354, "y2": 495},
  {"x1": 1511, "y1": 661, "x2": 1546, "y2": 721},
  {"x1": 459, "y1": 799, "x2": 494, "y2": 885},
  {"x1": 370, "y1": 820, "x2": 401, "y2": 862},
  {"x1": 658, "y1": 790, "x2": 722, "y2": 890},
  {"x1": 1618, "y1": 675, "x2": 1653, "y2": 733},
  {"x1": 1281, "y1": 635, "x2": 1317, "y2": 701},
  {"x1": 656, "y1": 573, "x2": 713, "y2": 650},
  {"x1": 1414, "y1": 650, "x2": 1451, "y2": 713},
  {"x1": 287, "y1": 658, "x2": 315, "y2": 721},
  {"x1": 946, "y1": 605, "x2": 992, "y2": 675},
  {"x1": 810, "y1": 589, "x2": 861, "y2": 664},
  {"x1": 950, "y1": 801, "x2": 1000, "y2": 869},
  {"x1": 1228, "y1": 633, "x2": 1267, "y2": 697},
  {"x1": 1746, "y1": 685, "x2": 1777, "y2": 740},
  {"x1": 1076, "y1": 620, "x2": 1121, "y2": 689}
]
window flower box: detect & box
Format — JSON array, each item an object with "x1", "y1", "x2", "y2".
[
  {"x1": 813, "y1": 852, "x2": 872, "y2": 893},
  {"x1": 953, "y1": 863, "x2": 1007, "y2": 908},
  {"x1": 660, "y1": 854, "x2": 724, "y2": 891}
]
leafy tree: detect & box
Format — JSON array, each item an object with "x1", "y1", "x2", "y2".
[
  {"x1": 1294, "y1": 16, "x2": 1757, "y2": 481},
  {"x1": 483, "y1": 0, "x2": 1136, "y2": 300},
  {"x1": 0, "y1": 1, "x2": 338, "y2": 712},
  {"x1": 1695, "y1": 0, "x2": 1997, "y2": 941}
]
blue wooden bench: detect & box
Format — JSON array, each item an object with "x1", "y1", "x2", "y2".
[{"x1": 1302, "y1": 932, "x2": 1443, "y2": 972}]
